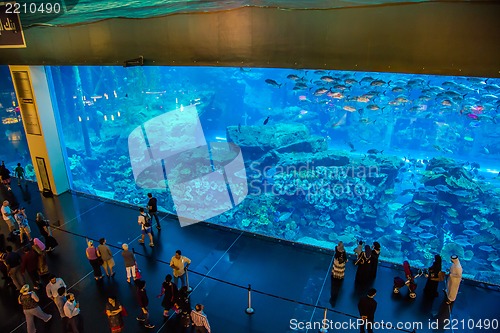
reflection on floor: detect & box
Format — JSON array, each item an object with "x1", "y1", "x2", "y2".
[{"x1": 0, "y1": 182, "x2": 499, "y2": 333}]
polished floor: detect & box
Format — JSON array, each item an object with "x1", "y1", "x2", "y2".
[{"x1": 0, "y1": 182, "x2": 499, "y2": 333}]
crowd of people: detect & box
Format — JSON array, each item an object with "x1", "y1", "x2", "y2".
[
  {"x1": 330, "y1": 240, "x2": 463, "y2": 333},
  {"x1": 0, "y1": 192, "x2": 212, "y2": 333}
]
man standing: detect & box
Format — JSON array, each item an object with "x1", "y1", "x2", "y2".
[
  {"x1": 15, "y1": 163, "x2": 25, "y2": 186},
  {"x1": 170, "y1": 250, "x2": 191, "y2": 288},
  {"x1": 46, "y1": 274, "x2": 67, "y2": 318},
  {"x1": 358, "y1": 288, "x2": 377, "y2": 333},
  {"x1": 2, "y1": 200, "x2": 17, "y2": 236},
  {"x1": 191, "y1": 304, "x2": 211, "y2": 333},
  {"x1": 446, "y1": 255, "x2": 463, "y2": 305},
  {"x1": 64, "y1": 293, "x2": 83, "y2": 333},
  {"x1": 4, "y1": 246, "x2": 25, "y2": 290},
  {"x1": 138, "y1": 208, "x2": 154, "y2": 247},
  {"x1": 147, "y1": 193, "x2": 160, "y2": 230}
]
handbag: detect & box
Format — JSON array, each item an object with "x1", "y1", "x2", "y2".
[
  {"x1": 95, "y1": 248, "x2": 104, "y2": 266},
  {"x1": 121, "y1": 305, "x2": 128, "y2": 316},
  {"x1": 135, "y1": 262, "x2": 142, "y2": 280}
]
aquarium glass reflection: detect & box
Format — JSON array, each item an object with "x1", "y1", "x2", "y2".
[
  {"x1": 0, "y1": 66, "x2": 34, "y2": 182},
  {"x1": 49, "y1": 66, "x2": 500, "y2": 285}
]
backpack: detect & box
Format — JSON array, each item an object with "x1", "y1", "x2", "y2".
[{"x1": 143, "y1": 214, "x2": 151, "y2": 228}]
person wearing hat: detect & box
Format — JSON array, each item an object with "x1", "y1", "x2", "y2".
[
  {"x1": 18, "y1": 284, "x2": 52, "y2": 333},
  {"x1": 330, "y1": 241, "x2": 347, "y2": 305},
  {"x1": 445, "y1": 255, "x2": 462, "y2": 305},
  {"x1": 357, "y1": 288, "x2": 377, "y2": 333}
]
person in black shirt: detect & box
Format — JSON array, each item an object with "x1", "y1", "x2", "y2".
[
  {"x1": 358, "y1": 288, "x2": 377, "y2": 333},
  {"x1": 5, "y1": 246, "x2": 25, "y2": 290},
  {"x1": 136, "y1": 279, "x2": 155, "y2": 329},
  {"x1": 147, "y1": 193, "x2": 160, "y2": 230}
]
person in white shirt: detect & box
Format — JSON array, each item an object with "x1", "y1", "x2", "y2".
[
  {"x1": 446, "y1": 255, "x2": 463, "y2": 304},
  {"x1": 191, "y1": 304, "x2": 211, "y2": 333},
  {"x1": 64, "y1": 293, "x2": 82, "y2": 333},
  {"x1": 45, "y1": 274, "x2": 67, "y2": 318},
  {"x1": 169, "y1": 250, "x2": 191, "y2": 288},
  {"x1": 138, "y1": 208, "x2": 154, "y2": 247},
  {"x1": 1, "y1": 200, "x2": 17, "y2": 233}
]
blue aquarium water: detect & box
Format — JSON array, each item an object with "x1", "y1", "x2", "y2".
[
  {"x1": 48, "y1": 65, "x2": 500, "y2": 284},
  {"x1": 0, "y1": 66, "x2": 34, "y2": 181}
]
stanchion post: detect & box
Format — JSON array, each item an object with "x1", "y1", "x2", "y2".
[
  {"x1": 319, "y1": 308, "x2": 328, "y2": 333},
  {"x1": 186, "y1": 267, "x2": 192, "y2": 292},
  {"x1": 245, "y1": 284, "x2": 254, "y2": 315}
]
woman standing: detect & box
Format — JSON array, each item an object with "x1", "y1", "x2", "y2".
[
  {"x1": 355, "y1": 245, "x2": 372, "y2": 285},
  {"x1": 330, "y1": 241, "x2": 347, "y2": 305},
  {"x1": 157, "y1": 274, "x2": 178, "y2": 317},
  {"x1": 98, "y1": 238, "x2": 115, "y2": 277},
  {"x1": 18, "y1": 284, "x2": 52, "y2": 333},
  {"x1": 424, "y1": 254, "x2": 442, "y2": 298},
  {"x1": 369, "y1": 242, "x2": 381, "y2": 280},
  {"x1": 105, "y1": 295, "x2": 124, "y2": 333},
  {"x1": 32, "y1": 238, "x2": 50, "y2": 284},
  {"x1": 35, "y1": 213, "x2": 58, "y2": 252},
  {"x1": 85, "y1": 240, "x2": 103, "y2": 280}
]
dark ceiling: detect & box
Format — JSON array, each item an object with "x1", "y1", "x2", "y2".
[{"x1": 1, "y1": 2, "x2": 500, "y2": 77}]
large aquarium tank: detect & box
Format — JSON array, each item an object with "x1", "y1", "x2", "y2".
[
  {"x1": 0, "y1": 66, "x2": 34, "y2": 179},
  {"x1": 48, "y1": 66, "x2": 500, "y2": 285}
]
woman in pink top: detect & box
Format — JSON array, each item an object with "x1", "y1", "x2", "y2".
[{"x1": 85, "y1": 240, "x2": 103, "y2": 280}]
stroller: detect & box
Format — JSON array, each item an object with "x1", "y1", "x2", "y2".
[{"x1": 393, "y1": 261, "x2": 424, "y2": 298}]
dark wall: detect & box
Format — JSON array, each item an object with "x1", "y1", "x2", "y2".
[{"x1": 1, "y1": 2, "x2": 500, "y2": 77}]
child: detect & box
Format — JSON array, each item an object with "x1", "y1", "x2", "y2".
[{"x1": 15, "y1": 163, "x2": 25, "y2": 185}]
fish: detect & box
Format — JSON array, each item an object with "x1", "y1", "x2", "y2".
[
  {"x1": 454, "y1": 238, "x2": 473, "y2": 247},
  {"x1": 278, "y1": 209, "x2": 295, "y2": 222},
  {"x1": 464, "y1": 136, "x2": 474, "y2": 141},
  {"x1": 463, "y1": 230, "x2": 479, "y2": 236},
  {"x1": 343, "y1": 106, "x2": 357, "y2": 112},
  {"x1": 346, "y1": 141, "x2": 355, "y2": 151},
  {"x1": 293, "y1": 83, "x2": 308, "y2": 90},
  {"x1": 367, "y1": 149, "x2": 383, "y2": 154},
  {"x1": 370, "y1": 79, "x2": 389, "y2": 87},
  {"x1": 287, "y1": 74, "x2": 300, "y2": 80},
  {"x1": 265, "y1": 79, "x2": 281, "y2": 87},
  {"x1": 314, "y1": 88, "x2": 329, "y2": 96},
  {"x1": 320, "y1": 76, "x2": 336, "y2": 82},
  {"x1": 356, "y1": 96, "x2": 370, "y2": 103},
  {"x1": 452, "y1": 190, "x2": 470, "y2": 197},
  {"x1": 419, "y1": 220, "x2": 434, "y2": 227},
  {"x1": 435, "y1": 185, "x2": 451, "y2": 192},
  {"x1": 328, "y1": 92, "x2": 344, "y2": 99},
  {"x1": 483, "y1": 147, "x2": 490, "y2": 154},
  {"x1": 263, "y1": 116, "x2": 270, "y2": 125},
  {"x1": 345, "y1": 79, "x2": 358, "y2": 85},
  {"x1": 366, "y1": 104, "x2": 381, "y2": 111},
  {"x1": 238, "y1": 123, "x2": 241, "y2": 133},
  {"x1": 463, "y1": 220, "x2": 479, "y2": 228},
  {"x1": 299, "y1": 110, "x2": 308, "y2": 115},
  {"x1": 419, "y1": 233, "x2": 436, "y2": 239},
  {"x1": 479, "y1": 245, "x2": 495, "y2": 252},
  {"x1": 334, "y1": 84, "x2": 349, "y2": 91}
]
